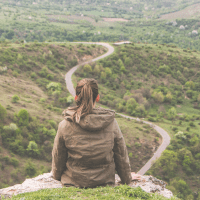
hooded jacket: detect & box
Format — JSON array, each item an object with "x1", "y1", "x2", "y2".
[{"x1": 52, "y1": 107, "x2": 132, "y2": 188}]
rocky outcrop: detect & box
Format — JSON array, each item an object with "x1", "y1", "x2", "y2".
[{"x1": 0, "y1": 172, "x2": 173, "y2": 199}]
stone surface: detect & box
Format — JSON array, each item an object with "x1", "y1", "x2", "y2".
[{"x1": 0, "y1": 172, "x2": 173, "y2": 199}]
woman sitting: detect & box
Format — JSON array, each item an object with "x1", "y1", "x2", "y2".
[{"x1": 52, "y1": 78, "x2": 139, "y2": 188}]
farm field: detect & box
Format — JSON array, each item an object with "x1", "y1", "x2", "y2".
[{"x1": 160, "y1": 3, "x2": 200, "y2": 20}]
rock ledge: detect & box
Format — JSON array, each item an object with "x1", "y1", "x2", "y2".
[{"x1": 0, "y1": 173, "x2": 173, "y2": 199}]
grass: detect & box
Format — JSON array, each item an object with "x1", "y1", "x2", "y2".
[{"x1": 8, "y1": 185, "x2": 179, "y2": 200}]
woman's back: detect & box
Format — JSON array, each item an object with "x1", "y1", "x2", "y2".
[{"x1": 52, "y1": 79, "x2": 132, "y2": 188}]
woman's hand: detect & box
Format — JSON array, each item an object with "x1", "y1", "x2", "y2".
[{"x1": 131, "y1": 172, "x2": 141, "y2": 181}]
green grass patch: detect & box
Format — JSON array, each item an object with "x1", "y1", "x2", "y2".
[{"x1": 10, "y1": 185, "x2": 178, "y2": 200}]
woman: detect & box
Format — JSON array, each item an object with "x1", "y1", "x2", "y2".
[{"x1": 52, "y1": 78, "x2": 140, "y2": 188}]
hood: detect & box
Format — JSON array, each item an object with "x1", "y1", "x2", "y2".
[{"x1": 63, "y1": 107, "x2": 115, "y2": 131}]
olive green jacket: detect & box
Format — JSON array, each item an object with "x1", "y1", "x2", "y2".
[{"x1": 52, "y1": 107, "x2": 132, "y2": 188}]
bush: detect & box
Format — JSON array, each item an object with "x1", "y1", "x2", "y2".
[
  {"x1": 25, "y1": 161, "x2": 37, "y2": 177},
  {"x1": 12, "y1": 95, "x2": 20, "y2": 103},
  {"x1": 17, "y1": 109, "x2": 29, "y2": 126},
  {"x1": 0, "y1": 103, "x2": 7, "y2": 122},
  {"x1": 12, "y1": 70, "x2": 19, "y2": 77},
  {"x1": 30, "y1": 72, "x2": 37, "y2": 79},
  {"x1": 83, "y1": 64, "x2": 92, "y2": 72},
  {"x1": 10, "y1": 157, "x2": 19, "y2": 167},
  {"x1": 26, "y1": 141, "x2": 40, "y2": 157},
  {"x1": 148, "y1": 117, "x2": 157, "y2": 122},
  {"x1": 189, "y1": 122, "x2": 195, "y2": 127},
  {"x1": 47, "y1": 74, "x2": 54, "y2": 80}
]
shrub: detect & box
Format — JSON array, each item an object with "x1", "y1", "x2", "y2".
[
  {"x1": 83, "y1": 64, "x2": 92, "y2": 72},
  {"x1": 2, "y1": 156, "x2": 10, "y2": 164},
  {"x1": 39, "y1": 98, "x2": 46, "y2": 103},
  {"x1": 48, "y1": 120, "x2": 57, "y2": 129},
  {"x1": 30, "y1": 72, "x2": 37, "y2": 79},
  {"x1": 39, "y1": 67, "x2": 48, "y2": 77},
  {"x1": 10, "y1": 157, "x2": 19, "y2": 167},
  {"x1": 167, "y1": 107, "x2": 177, "y2": 121},
  {"x1": 26, "y1": 141, "x2": 40, "y2": 157},
  {"x1": 189, "y1": 122, "x2": 195, "y2": 127},
  {"x1": 12, "y1": 70, "x2": 19, "y2": 77},
  {"x1": 152, "y1": 91, "x2": 164, "y2": 103},
  {"x1": 12, "y1": 95, "x2": 20, "y2": 103},
  {"x1": 186, "y1": 127, "x2": 190, "y2": 132},
  {"x1": 25, "y1": 161, "x2": 37, "y2": 177},
  {"x1": 0, "y1": 103, "x2": 7, "y2": 122},
  {"x1": 128, "y1": 152, "x2": 133, "y2": 158},
  {"x1": 46, "y1": 82, "x2": 61, "y2": 92},
  {"x1": 148, "y1": 117, "x2": 157, "y2": 122},
  {"x1": 17, "y1": 109, "x2": 29, "y2": 126},
  {"x1": 47, "y1": 74, "x2": 54, "y2": 80}
]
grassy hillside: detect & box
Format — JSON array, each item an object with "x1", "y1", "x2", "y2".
[
  {"x1": 0, "y1": 42, "x2": 106, "y2": 188},
  {"x1": 75, "y1": 43, "x2": 200, "y2": 199},
  {"x1": 0, "y1": 42, "x2": 161, "y2": 189}
]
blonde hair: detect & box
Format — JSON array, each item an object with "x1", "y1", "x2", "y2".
[{"x1": 71, "y1": 78, "x2": 98, "y2": 123}]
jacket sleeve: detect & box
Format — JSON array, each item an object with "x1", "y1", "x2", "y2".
[
  {"x1": 113, "y1": 119, "x2": 132, "y2": 184},
  {"x1": 52, "y1": 121, "x2": 68, "y2": 181}
]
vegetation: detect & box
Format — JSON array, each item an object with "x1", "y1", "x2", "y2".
[
  {"x1": 0, "y1": 42, "x2": 105, "y2": 188},
  {"x1": 75, "y1": 43, "x2": 200, "y2": 199},
  {"x1": 0, "y1": 1, "x2": 200, "y2": 50},
  {"x1": 9, "y1": 185, "x2": 178, "y2": 200}
]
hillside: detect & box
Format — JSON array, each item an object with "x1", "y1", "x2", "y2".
[
  {"x1": 0, "y1": 42, "x2": 106, "y2": 188},
  {"x1": 0, "y1": 42, "x2": 161, "y2": 189},
  {"x1": 75, "y1": 43, "x2": 200, "y2": 199}
]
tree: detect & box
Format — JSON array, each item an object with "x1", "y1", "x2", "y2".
[
  {"x1": 167, "y1": 107, "x2": 177, "y2": 122},
  {"x1": 185, "y1": 81, "x2": 195, "y2": 90},
  {"x1": 126, "y1": 98, "x2": 138, "y2": 115},
  {"x1": 0, "y1": 103, "x2": 7, "y2": 122},
  {"x1": 83, "y1": 64, "x2": 92, "y2": 72},
  {"x1": 165, "y1": 92, "x2": 173, "y2": 103},
  {"x1": 12, "y1": 95, "x2": 20, "y2": 103},
  {"x1": 27, "y1": 141, "x2": 40, "y2": 157},
  {"x1": 105, "y1": 67, "x2": 112, "y2": 76},
  {"x1": 152, "y1": 91, "x2": 164, "y2": 103},
  {"x1": 47, "y1": 82, "x2": 61, "y2": 92},
  {"x1": 25, "y1": 161, "x2": 37, "y2": 177},
  {"x1": 94, "y1": 64, "x2": 101, "y2": 74},
  {"x1": 17, "y1": 109, "x2": 29, "y2": 126}
]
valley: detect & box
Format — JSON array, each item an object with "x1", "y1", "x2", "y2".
[{"x1": 0, "y1": 0, "x2": 200, "y2": 199}]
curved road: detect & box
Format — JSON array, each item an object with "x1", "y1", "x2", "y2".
[{"x1": 65, "y1": 42, "x2": 171, "y2": 175}]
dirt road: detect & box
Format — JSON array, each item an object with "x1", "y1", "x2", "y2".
[{"x1": 65, "y1": 42, "x2": 171, "y2": 175}]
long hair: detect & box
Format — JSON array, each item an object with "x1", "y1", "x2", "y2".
[{"x1": 71, "y1": 78, "x2": 98, "y2": 123}]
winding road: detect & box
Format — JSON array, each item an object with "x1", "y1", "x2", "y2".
[{"x1": 65, "y1": 42, "x2": 171, "y2": 175}]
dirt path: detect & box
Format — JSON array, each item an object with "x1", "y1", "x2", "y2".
[{"x1": 64, "y1": 42, "x2": 171, "y2": 175}]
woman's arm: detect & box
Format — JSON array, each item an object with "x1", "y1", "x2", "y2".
[
  {"x1": 113, "y1": 119, "x2": 132, "y2": 184},
  {"x1": 52, "y1": 121, "x2": 68, "y2": 181}
]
